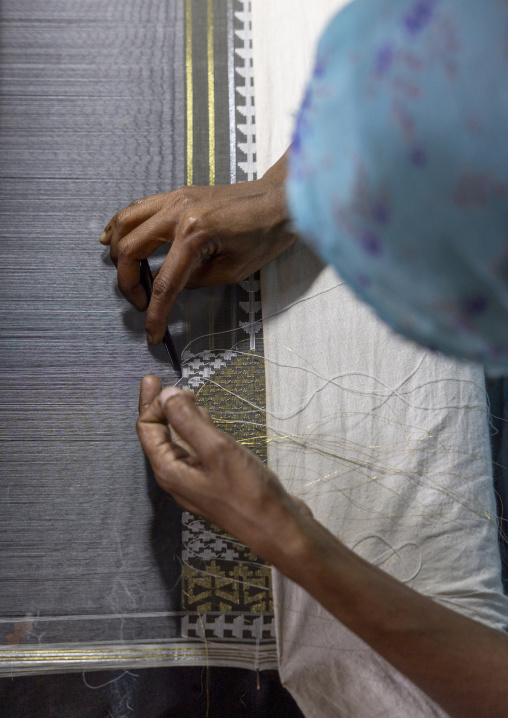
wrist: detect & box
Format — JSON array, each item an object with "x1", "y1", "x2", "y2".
[
  {"x1": 260, "y1": 149, "x2": 289, "y2": 189},
  {"x1": 263, "y1": 499, "x2": 330, "y2": 584}
]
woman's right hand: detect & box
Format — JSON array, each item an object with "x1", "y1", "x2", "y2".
[{"x1": 100, "y1": 152, "x2": 295, "y2": 345}]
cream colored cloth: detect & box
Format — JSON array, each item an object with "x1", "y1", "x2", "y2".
[{"x1": 253, "y1": 2, "x2": 508, "y2": 716}]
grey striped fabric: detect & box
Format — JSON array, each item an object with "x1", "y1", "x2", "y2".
[{"x1": 0, "y1": 0, "x2": 273, "y2": 674}]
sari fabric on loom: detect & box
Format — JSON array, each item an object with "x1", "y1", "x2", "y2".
[{"x1": 0, "y1": 0, "x2": 275, "y2": 675}]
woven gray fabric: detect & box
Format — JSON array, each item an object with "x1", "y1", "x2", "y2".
[
  {"x1": 0, "y1": 0, "x2": 275, "y2": 675},
  {"x1": 0, "y1": 0, "x2": 186, "y2": 642},
  {"x1": 1, "y1": 0, "x2": 277, "y2": 676}
]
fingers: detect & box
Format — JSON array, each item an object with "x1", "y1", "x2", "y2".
[
  {"x1": 136, "y1": 383, "x2": 191, "y2": 472},
  {"x1": 100, "y1": 194, "x2": 167, "y2": 247},
  {"x1": 136, "y1": 380, "x2": 207, "y2": 500},
  {"x1": 102, "y1": 189, "x2": 218, "y2": 341},
  {"x1": 111, "y1": 205, "x2": 176, "y2": 263},
  {"x1": 114, "y1": 204, "x2": 200, "y2": 319},
  {"x1": 102, "y1": 195, "x2": 168, "y2": 312},
  {"x1": 159, "y1": 386, "x2": 232, "y2": 463},
  {"x1": 145, "y1": 238, "x2": 203, "y2": 344},
  {"x1": 116, "y1": 243, "x2": 159, "y2": 313},
  {"x1": 197, "y1": 406, "x2": 215, "y2": 426},
  {"x1": 138, "y1": 374, "x2": 162, "y2": 415},
  {"x1": 114, "y1": 212, "x2": 178, "y2": 312},
  {"x1": 140, "y1": 376, "x2": 199, "y2": 451},
  {"x1": 100, "y1": 226, "x2": 112, "y2": 245}
]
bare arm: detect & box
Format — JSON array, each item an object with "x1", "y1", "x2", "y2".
[
  {"x1": 286, "y1": 513, "x2": 508, "y2": 718},
  {"x1": 137, "y1": 376, "x2": 508, "y2": 718}
]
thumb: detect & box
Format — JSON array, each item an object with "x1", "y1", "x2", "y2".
[{"x1": 159, "y1": 386, "x2": 230, "y2": 463}]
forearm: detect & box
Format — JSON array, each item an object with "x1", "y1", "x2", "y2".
[
  {"x1": 139, "y1": 380, "x2": 508, "y2": 717},
  {"x1": 258, "y1": 149, "x2": 293, "y2": 224},
  {"x1": 273, "y1": 512, "x2": 508, "y2": 718},
  {"x1": 252, "y1": 149, "x2": 508, "y2": 716}
]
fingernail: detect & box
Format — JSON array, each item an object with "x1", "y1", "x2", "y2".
[
  {"x1": 146, "y1": 331, "x2": 154, "y2": 345},
  {"x1": 99, "y1": 231, "x2": 107, "y2": 243},
  {"x1": 160, "y1": 387, "x2": 181, "y2": 405}
]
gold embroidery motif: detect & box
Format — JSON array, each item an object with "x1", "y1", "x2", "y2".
[{"x1": 182, "y1": 351, "x2": 273, "y2": 615}]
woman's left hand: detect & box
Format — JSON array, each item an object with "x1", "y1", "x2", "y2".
[
  {"x1": 137, "y1": 376, "x2": 508, "y2": 718},
  {"x1": 136, "y1": 375, "x2": 313, "y2": 567}
]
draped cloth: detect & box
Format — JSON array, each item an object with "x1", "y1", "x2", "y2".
[
  {"x1": 288, "y1": 0, "x2": 508, "y2": 373},
  {"x1": 0, "y1": 0, "x2": 276, "y2": 675},
  {"x1": 253, "y1": 1, "x2": 508, "y2": 716}
]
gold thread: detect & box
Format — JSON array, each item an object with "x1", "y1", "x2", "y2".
[
  {"x1": 207, "y1": 0, "x2": 215, "y2": 186},
  {"x1": 0, "y1": 644, "x2": 277, "y2": 660},
  {"x1": 185, "y1": 0, "x2": 193, "y2": 185}
]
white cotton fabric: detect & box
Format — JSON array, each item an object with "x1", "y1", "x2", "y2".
[{"x1": 252, "y1": 1, "x2": 508, "y2": 716}]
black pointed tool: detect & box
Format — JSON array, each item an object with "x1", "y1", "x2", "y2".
[{"x1": 140, "y1": 258, "x2": 182, "y2": 376}]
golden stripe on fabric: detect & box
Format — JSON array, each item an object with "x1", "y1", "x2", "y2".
[
  {"x1": 182, "y1": 350, "x2": 273, "y2": 617},
  {"x1": 179, "y1": 3, "x2": 272, "y2": 639},
  {"x1": 0, "y1": 642, "x2": 278, "y2": 674}
]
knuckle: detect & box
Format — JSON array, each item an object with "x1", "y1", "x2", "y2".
[
  {"x1": 177, "y1": 214, "x2": 215, "y2": 257},
  {"x1": 151, "y1": 273, "x2": 172, "y2": 299},
  {"x1": 116, "y1": 240, "x2": 135, "y2": 262},
  {"x1": 113, "y1": 206, "x2": 137, "y2": 234},
  {"x1": 113, "y1": 212, "x2": 128, "y2": 233},
  {"x1": 173, "y1": 186, "x2": 196, "y2": 209},
  {"x1": 128, "y1": 196, "x2": 146, "y2": 207},
  {"x1": 179, "y1": 212, "x2": 203, "y2": 240}
]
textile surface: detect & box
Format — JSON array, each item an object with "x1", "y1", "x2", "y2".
[
  {"x1": 0, "y1": 0, "x2": 276, "y2": 675},
  {"x1": 253, "y1": 1, "x2": 508, "y2": 716},
  {"x1": 0, "y1": 0, "x2": 186, "y2": 650},
  {"x1": 175, "y1": 0, "x2": 275, "y2": 653},
  {"x1": 288, "y1": 0, "x2": 508, "y2": 373}
]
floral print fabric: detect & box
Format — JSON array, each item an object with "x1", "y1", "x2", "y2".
[{"x1": 288, "y1": 0, "x2": 508, "y2": 373}]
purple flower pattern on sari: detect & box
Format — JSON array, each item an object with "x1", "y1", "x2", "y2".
[
  {"x1": 403, "y1": 0, "x2": 438, "y2": 36},
  {"x1": 288, "y1": 0, "x2": 508, "y2": 372}
]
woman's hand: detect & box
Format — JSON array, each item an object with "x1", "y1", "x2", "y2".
[
  {"x1": 136, "y1": 375, "x2": 508, "y2": 718},
  {"x1": 136, "y1": 375, "x2": 313, "y2": 567},
  {"x1": 101, "y1": 153, "x2": 295, "y2": 345}
]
